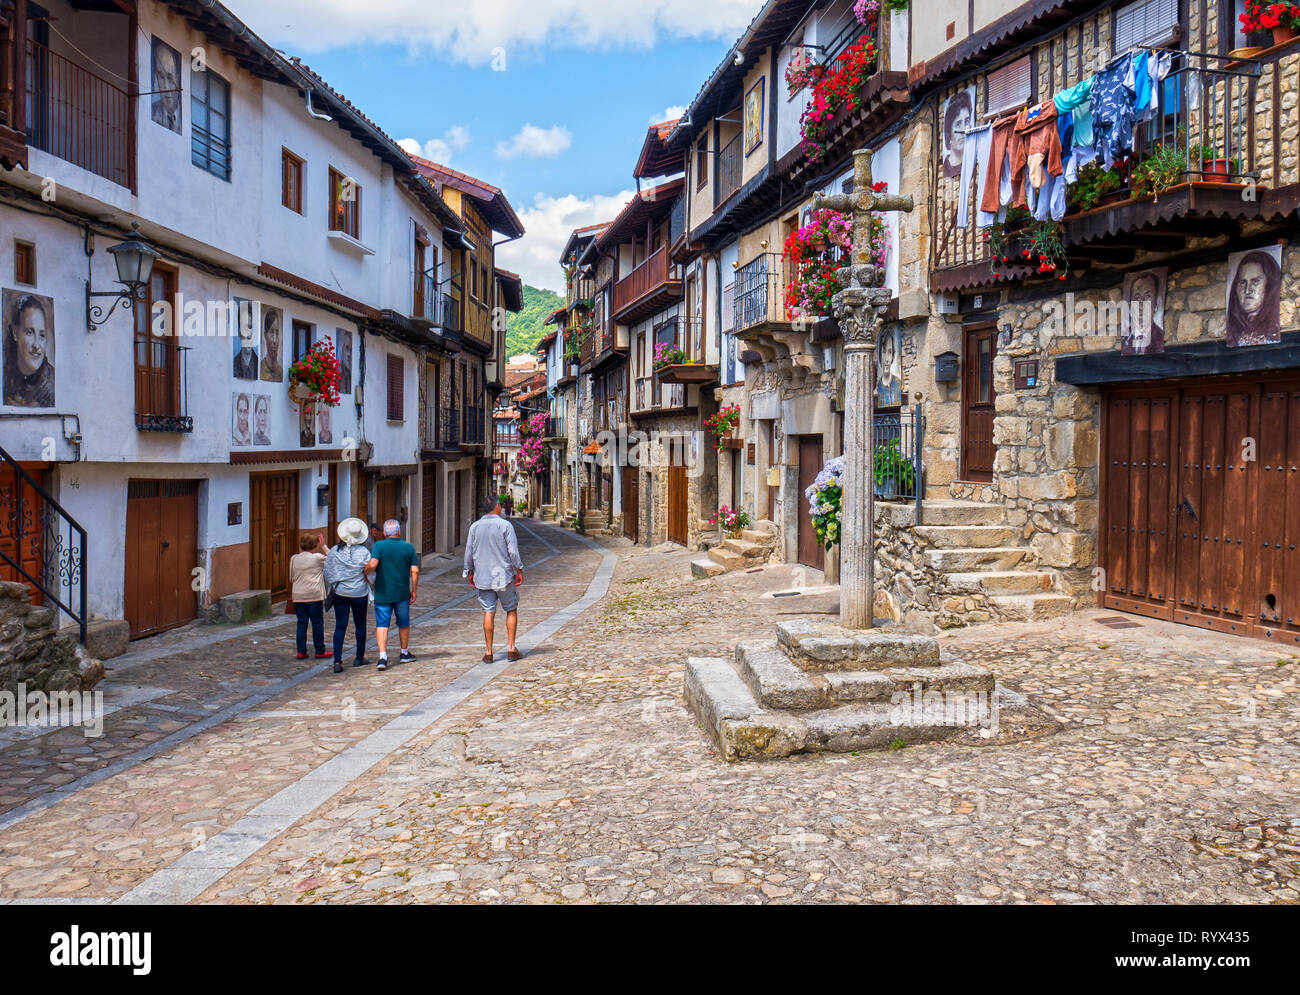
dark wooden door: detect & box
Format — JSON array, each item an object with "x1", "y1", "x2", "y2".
[
  {"x1": 622, "y1": 467, "x2": 639, "y2": 542},
  {"x1": 375, "y1": 477, "x2": 398, "y2": 529},
  {"x1": 421, "y1": 463, "x2": 437, "y2": 553},
  {"x1": 125, "y1": 479, "x2": 199, "y2": 638},
  {"x1": 961, "y1": 324, "x2": 997, "y2": 482},
  {"x1": 797, "y1": 435, "x2": 825, "y2": 570},
  {"x1": 454, "y1": 470, "x2": 464, "y2": 546},
  {"x1": 667, "y1": 463, "x2": 688, "y2": 546},
  {"x1": 251, "y1": 471, "x2": 298, "y2": 600},
  {"x1": 0, "y1": 462, "x2": 48, "y2": 605},
  {"x1": 1102, "y1": 378, "x2": 1300, "y2": 646}
]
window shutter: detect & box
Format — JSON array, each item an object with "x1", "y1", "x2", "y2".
[
  {"x1": 387, "y1": 354, "x2": 403, "y2": 421},
  {"x1": 1114, "y1": 0, "x2": 1180, "y2": 52},
  {"x1": 985, "y1": 56, "x2": 1033, "y2": 115}
]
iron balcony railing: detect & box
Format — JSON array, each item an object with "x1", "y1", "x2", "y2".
[
  {"x1": 462, "y1": 406, "x2": 485, "y2": 446},
  {"x1": 438, "y1": 406, "x2": 460, "y2": 448},
  {"x1": 873, "y1": 406, "x2": 924, "y2": 519},
  {"x1": 0, "y1": 444, "x2": 87, "y2": 644},
  {"x1": 717, "y1": 133, "x2": 741, "y2": 203},
  {"x1": 25, "y1": 39, "x2": 131, "y2": 187},
  {"x1": 135, "y1": 345, "x2": 193, "y2": 432},
  {"x1": 733, "y1": 252, "x2": 790, "y2": 330}
]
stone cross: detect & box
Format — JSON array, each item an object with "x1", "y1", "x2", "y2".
[{"x1": 813, "y1": 147, "x2": 914, "y2": 629}]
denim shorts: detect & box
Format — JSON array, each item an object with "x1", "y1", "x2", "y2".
[
  {"x1": 476, "y1": 586, "x2": 519, "y2": 613},
  {"x1": 374, "y1": 600, "x2": 410, "y2": 629}
]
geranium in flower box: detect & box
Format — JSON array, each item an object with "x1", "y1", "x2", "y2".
[{"x1": 288, "y1": 338, "x2": 343, "y2": 407}]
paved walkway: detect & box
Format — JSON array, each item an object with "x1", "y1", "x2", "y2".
[{"x1": 2, "y1": 522, "x2": 1298, "y2": 904}]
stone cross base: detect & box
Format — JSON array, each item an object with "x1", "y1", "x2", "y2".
[{"x1": 684, "y1": 619, "x2": 1009, "y2": 761}]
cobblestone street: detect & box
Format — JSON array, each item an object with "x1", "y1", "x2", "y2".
[{"x1": 1, "y1": 520, "x2": 1297, "y2": 905}]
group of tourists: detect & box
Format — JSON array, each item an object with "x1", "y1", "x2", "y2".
[{"x1": 286, "y1": 495, "x2": 525, "y2": 672}]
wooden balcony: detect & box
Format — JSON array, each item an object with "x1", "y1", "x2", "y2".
[
  {"x1": 631, "y1": 376, "x2": 687, "y2": 416},
  {"x1": 612, "y1": 246, "x2": 682, "y2": 323}
]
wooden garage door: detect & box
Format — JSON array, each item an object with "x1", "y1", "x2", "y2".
[
  {"x1": 1102, "y1": 378, "x2": 1300, "y2": 645},
  {"x1": 125, "y1": 479, "x2": 199, "y2": 639},
  {"x1": 250, "y1": 472, "x2": 298, "y2": 600}
]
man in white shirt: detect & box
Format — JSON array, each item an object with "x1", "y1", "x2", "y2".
[{"x1": 463, "y1": 494, "x2": 525, "y2": 662}]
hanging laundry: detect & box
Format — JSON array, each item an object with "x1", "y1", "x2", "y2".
[
  {"x1": 1011, "y1": 99, "x2": 1062, "y2": 209},
  {"x1": 957, "y1": 124, "x2": 996, "y2": 229},
  {"x1": 979, "y1": 114, "x2": 1019, "y2": 216},
  {"x1": 1139, "y1": 50, "x2": 1174, "y2": 124},
  {"x1": 1054, "y1": 77, "x2": 1094, "y2": 149},
  {"x1": 1092, "y1": 55, "x2": 1137, "y2": 169},
  {"x1": 1126, "y1": 50, "x2": 1153, "y2": 116}
]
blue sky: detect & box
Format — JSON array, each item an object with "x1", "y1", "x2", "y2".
[{"x1": 227, "y1": 1, "x2": 756, "y2": 291}]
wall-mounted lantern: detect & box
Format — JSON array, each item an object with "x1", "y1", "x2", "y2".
[
  {"x1": 85, "y1": 222, "x2": 160, "y2": 332},
  {"x1": 935, "y1": 351, "x2": 960, "y2": 383}
]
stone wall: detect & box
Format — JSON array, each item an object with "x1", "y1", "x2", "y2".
[{"x1": 0, "y1": 582, "x2": 103, "y2": 697}]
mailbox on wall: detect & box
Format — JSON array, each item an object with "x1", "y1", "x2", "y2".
[{"x1": 935, "y1": 351, "x2": 960, "y2": 383}]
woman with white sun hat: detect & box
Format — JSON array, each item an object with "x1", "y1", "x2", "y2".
[{"x1": 323, "y1": 517, "x2": 374, "y2": 673}]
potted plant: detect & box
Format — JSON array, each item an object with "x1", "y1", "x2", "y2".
[
  {"x1": 1067, "y1": 162, "x2": 1125, "y2": 212},
  {"x1": 709, "y1": 505, "x2": 752, "y2": 539},
  {"x1": 1195, "y1": 145, "x2": 1240, "y2": 183},
  {"x1": 704, "y1": 404, "x2": 741, "y2": 451},
  {"x1": 872, "y1": 439, "x2": 915, "y2": 500},
  {"x1": 653, "y1": 341, "x2": 687, "y2": 371},
  {"x1": 288, "y1": 338, "x2": 342, "y2": 407},
  {"x1": 1240, "y1": 1, "x2": 1300, "y2": 46},
  {"x1": 1130, "y1": 143, "x2": 1187, "y2": 201}
]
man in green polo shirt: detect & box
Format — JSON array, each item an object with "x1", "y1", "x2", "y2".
[{"x1": 365, "y1": 519, "x2": 420, "y2": 671}]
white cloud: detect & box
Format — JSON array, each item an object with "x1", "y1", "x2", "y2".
[
  {"x1": 398, "y1": 125, "x2": 470, "y2": 164},
  {"x1": 226, "y1": 0, "x2": 757, "y2": 62},
  {"x1": 495, "y1": 124, "x2": 573, "y2": 160},
  {"x1": 495, "y1": 189, "x2": 634, "y2": 292},
  {"x1": 650, "y1": 105, "x2": 686, "y2": 124}
]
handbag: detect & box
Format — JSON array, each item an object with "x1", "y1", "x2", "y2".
[{"x1": 323, "y1": 582, "x2": 338, "y2": 612}]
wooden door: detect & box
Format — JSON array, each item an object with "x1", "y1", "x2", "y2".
[
  {"x1": 797, "y1": 435, "x2": 825, "y2": 571},
  {"x1": 421, "y1": 463, "x2": 437, "y2": 553},
  {"x1": 961, "y1": 324, "x2": 997, "y2": 482},
  {"x1": 454, "y1": 470, "x2": 464, "y2": 546},
  {"x1": 0, "y1": 461, "x2": 48, "y2": 604},
  {"x1": 327, "y1": 463, "x2": 339, "y2": 545},
  {"x1": 667, "y1": 463, "x2": 688, "y2": 546},
  {"x1": 1256, "y1": 383, "x2": 1300, "y2": 642},
  {"x1": 250, "y1": 472, "x2": 298, "y2": 599},
  {"x1": 622, "y1": 467, "x2": 639, "y2": 542},
  {"x1": 375, "y1": 477, "x2": 398, "y2": 528},
  {"x1": 766, "y1": 422, "x2": 777, "y2": 523},
  {"x1": 125, "y1": 479, "x2": 199, "y2": 638}
]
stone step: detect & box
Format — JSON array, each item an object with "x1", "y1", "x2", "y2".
[
  {"x1": 945, "y1": 571, "x2": 1056, "y2": 596},
  {"x1": 708, "y1": 547, "x2": 747, "y2": 571},
  {"x1": 723, "y1": 538, "x2": 768, "y2": 559},
  {"x1": 741, "y1": 529, "x2": 777, "y2": 546},
  {"x1": 775, "y1": 619, "x2": 941, "y2": 672},
  {"x1": 918, "y1": 500, "x2": 1007, "y2": 527},
  {"x1": 990, "y1": 593, "x2": 1074, "y2": 622},
  {"x1": 736, "y1": 640, "x2": 993, "y2": 710},
  {"x1": 925, "y1": 546, "x2": 1035, "y2": 572},
  {"x1": 915, "y1": 525, "x2": 1019, "y2": 549},
  {"x1": 690, "y1": 558, "x2": 725, "y2": 579}
]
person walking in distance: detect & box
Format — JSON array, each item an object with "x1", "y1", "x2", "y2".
[
  {"x1": 366, "y1": 519, "x2": 419, "y2": 671},
  {"x1": 464, "y1": 494, "x2": 525, "y2": 662}
]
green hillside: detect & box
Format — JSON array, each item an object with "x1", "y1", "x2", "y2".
[{"x1": 506, "y1": 284, "x2": 564, "y2": 359}]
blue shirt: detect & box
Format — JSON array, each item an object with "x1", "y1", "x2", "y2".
[{"x1": 464, "y1": 515, "x2": 524, "y2": 590}]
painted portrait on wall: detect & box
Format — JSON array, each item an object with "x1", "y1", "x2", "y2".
[
  {"x1": 875, "y1": 324, "x2": 903, "y2": 409},
  {"x1": 941, "y1": 86, "x2": 975, "y2": 180},
  {"x1": 1121, "y1": 267, "x2": 1167, "y2": 355},
  {"x1": 336, "y1": 328, "x2": 352, "y2": 393},
  {"x1": 232, "y1": 392, "x2": 251, "y2": 447},
  {"x1": 316, "y1": 403, "x2": 333, "y2": 445},
  {"x1": 744, "y1": 77, "x2": 764, "y2": 155},
  {"x1": 150, "y1": 37, "x2": 182, "y2": 133},
  {"x1": 1226, "y1": 245, "x2": 1283, "y2": 348},
  {"x1": 251, "y1": 394, "x2": 271, "y2": 446},
  {"x1": 232, "y1": 297, "x2": 259, "y2": 380},
  {"x1": 298, "y1": 402, "x2": 315, "y2": 448},
  {"x1": 3, "y1": 289, "x2": 55, "y2": 408},
  {"x1": 259, "y1": 306, "x2": 284, "y2": 382}
]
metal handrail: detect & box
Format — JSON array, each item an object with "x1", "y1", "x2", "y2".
[{"x1": 0, "y1": 444, "x2": 87, "y2": 643}]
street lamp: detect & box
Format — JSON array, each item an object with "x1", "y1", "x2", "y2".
[{"x1": 85, "y1": 222, "x2": 160, "y2": 331}]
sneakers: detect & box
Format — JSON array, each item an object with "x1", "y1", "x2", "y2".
[
  {"x1": 377, "y1": 655, "x2": 388, "y2": 672},
  {"x1": 399, "y1": 650, "x2": 416, "y2": 663},
  {"x1": 296, "y1": 652, "x2": 307, "y2": 660},
  {"x1": 353, "y1": 657, "x2": 369, "y2": 668}
]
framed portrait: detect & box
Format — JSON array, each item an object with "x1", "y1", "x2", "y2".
[
  {"x1": 3, "y1": 288, "x2": 55, "y2": 408},
  {"x1": 1226, "y1": 245, "x2": 1283, "y2": 348},
  {"x1": 259, "y1": 306, "x2": 284, "y2": 382},
  {"x1": 1121, "y1": 267, "x2": 1167, "y2": 355},
  {"x1": 875, "y1": 324, "x2": 903, "y2": 409},
  {"x1": 250, "y1": 394, "x2": 271, "y2": 446},
  {"x1": 298, "y1": 402, "x2": 315, "y2": 448},
  {"x1": 744, "y1": 77, "x2": 764, "y2": 155},
  {"x1": 941, "y1": 85, "x2": 976, "y2": 179},
  {"x1": 316, "y1": 403, "x2": 334, "y2": 445},
  {"x1": 150, "y1": 37, "x2": 182, "y2": 133},
  {"x1": 336, "y1": 328, "x2": 352, "y2": 393},
  {"x1": 232, "y1": 297, "x2": 259, "y2": 380},
  {"x1": 232, "y1": 392, "x2": 251, "y2": 447}
]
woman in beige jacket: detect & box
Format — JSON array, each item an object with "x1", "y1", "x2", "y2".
[{"x1": 289, "y1": 534, "x2": 332, "y2": 661}]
